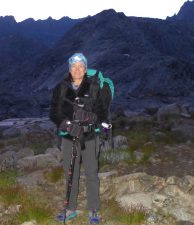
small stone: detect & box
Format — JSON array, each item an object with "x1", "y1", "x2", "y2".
[{"x1": 20, "y1": 220, "x2": 38, "y2": 225}]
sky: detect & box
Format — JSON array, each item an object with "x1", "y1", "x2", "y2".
[{"x1": 0, "y1": 0, "x2": 187, "y2": 22}]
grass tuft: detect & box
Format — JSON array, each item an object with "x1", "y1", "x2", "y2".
[
  {"x1": 44, "y1": 166, "x2": 64, "y2": 183},
  {"x1": 17, "y1": 203, "x2": 53, "y2": 224},
  {"x1": 103, "y1": 200, "x2": 148, "y2": 225},
  {"x1": 0, "y1": 170, "x2": 18, "y2": 188}
]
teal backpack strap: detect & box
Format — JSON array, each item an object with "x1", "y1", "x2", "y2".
[
  {"x1": 102, "y1": 76, "x2": 114, "y2": 99},
  {"x1": 87, "y1": 69, "x2": 114, "y2": 99},
  {"x1": 58, "y1": 130, "x2": 68, "y2": 136},
  {"x1": 87, "y1": 68, "x2": 97, "y2": 76}
]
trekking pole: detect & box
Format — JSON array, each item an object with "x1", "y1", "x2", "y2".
[{"x1": 63, "y1": 136, "x2": 79, "y2": 225}]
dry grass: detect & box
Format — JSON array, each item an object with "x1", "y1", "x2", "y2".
[{"x1": 44, "y1": 166, "x2": 64, "y2": 183}]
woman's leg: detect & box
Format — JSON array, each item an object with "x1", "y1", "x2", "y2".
[
  {"x1": 61, "y1": 138, "x2": 81, "y2": 210},
  {"x1": 82, "y1": 137, "x2": 100, "y2": 210}
]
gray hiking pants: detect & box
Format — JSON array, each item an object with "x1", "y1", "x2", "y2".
[{"x1": 61, "y1": 136, "x2": 100, "y2": 211}]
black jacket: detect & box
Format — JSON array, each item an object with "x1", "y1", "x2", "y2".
[{"x1": 49, "y1": 73, "x2": 110, "y2": 128}]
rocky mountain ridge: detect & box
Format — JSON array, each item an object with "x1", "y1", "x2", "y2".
[
  {"x1": 0, "y1": 16, "x2": 84, "y2": 119},
  {"x1": 0, "y1": 15, "x2": 84, "y2": 45},
  {"x1": 1, "y1": 1, "x2": 194, "y2": 119},
  {"x1": 168, "y1": 0, "x2": 194, "y2": 23},
  {"x1": 30, "y1": 8, "x2": 194, "y2": 113}
]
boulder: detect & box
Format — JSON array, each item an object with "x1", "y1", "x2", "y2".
[
  {"x1": 16, "y1": 153, "x2": 60, "y2": 171},
  {"x1": 113, "y1": 135, "x2": 128, "y2": 149},
  {"x1": 157, "y1": 103, "x2": 181, "y2": 122},
  {"x1": 100, "y1": 172, "x2": 194, "y2": 223},
  {"x1": 0, "y1": 151, "x2": 17, "y2": 171},
  {"x1": 45, "y1": 147, "x2": 63, "y2": 162},
  {"x1": 117, "y1": 192, "x2": 153, "y2": 209},
  {"x1": 16, "y1": 147, "x2": 34, "y2": 159},
  {"x1": 17, "y1": 170, "x2": 47, "y2": 187},
  {"x1": 171, "y1": 123, "x2": 194, "y2": 142}
]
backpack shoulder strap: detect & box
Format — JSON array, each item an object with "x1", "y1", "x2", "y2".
[
  {"x1": 60, "y1": 79, "x2": 68, "y2": 99},
  {"x1": 87, "y1": 69, "x2": 114, "y2": 99},
  {"x1": 87, "y1": 69, "x2": 100, "y2": 101}
]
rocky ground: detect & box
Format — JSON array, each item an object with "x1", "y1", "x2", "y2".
[{"x1": 0, "y1": 103, "x2": 194, "y2": 225}]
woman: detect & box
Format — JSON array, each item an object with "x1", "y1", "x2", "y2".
[{"x1": 49, "y1": 53, "x2": 111, "y2": 224}]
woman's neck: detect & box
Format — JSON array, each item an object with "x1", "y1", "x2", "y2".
[{"x1": 72, "y1": 78, "x2": 83, "y2": 85}]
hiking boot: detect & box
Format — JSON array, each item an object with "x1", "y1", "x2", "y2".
[
  {"x1": 89, "y1": 210, "x2": 100, "y2": 224},
  {"x1": 56, "y1": 210, "x2": 77, "y2": 222}
]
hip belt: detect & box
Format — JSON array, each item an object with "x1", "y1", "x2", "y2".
[{"x1": 83, "y1": 124, "x2": 95, "y2": 133}]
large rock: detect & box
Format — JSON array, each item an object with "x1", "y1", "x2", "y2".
[
  {"x1": 0, "y1": 151, "x2": 17, "y2": 172},
  {"x1": 100, "y1": 172, "x2": 194, "y2": 223},
  {"x1": 171, "y1": 122, "x2": 194, "y2": 142},
  {"x1": 16, "y1": 147, "x2": 34, "y2": 159},
  {"x1": 118, "y1": 192, "x2": 153, "y2": 209},
  {"x1": 17, "y1": 170, "x2": 47, "y2": 187},
  {"x1": 0, "y1": 117, "x2": 55, "y2": 138},
  {"x1": 16, "y1": 153, "x2": 60, "y2": 171},
  {"x1": 157, "y1": 103, "x2": 181, "y2": 122},
  {"x1": 113, "y1": 135, "x2": 128, "y2": 149},
  {"x1": 2, "y1": 127, "x2": 22, "y2": 138},
  {"x1": 45, "y1": 147, "x2": 63, "y2": 162},
  {"x1": 0, "y1": 147, "x2": 34, "y2": 171}
]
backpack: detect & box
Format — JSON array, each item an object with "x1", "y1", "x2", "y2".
[
  {"x1": 87, "y1": 69, "x2": 114, "y2": 149},
  {"x1": 87, "y1": 69, "x2": 114, "y2": 100},
  {"x1": 87, "y1": 69, "x2": 114, "y2": 116}
]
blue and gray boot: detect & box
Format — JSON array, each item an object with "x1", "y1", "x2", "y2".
[{"x1": 89, "y1": 210, "x2": 100, "y2": 224}]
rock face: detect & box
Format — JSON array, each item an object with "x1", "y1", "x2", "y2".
[{"x1": 100, "y1": 172, "x2": 194, "y2": 223}]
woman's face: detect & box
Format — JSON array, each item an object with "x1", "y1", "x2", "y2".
[{"x1": 70, "y1": 62, "x2": 86, "y2": 82}]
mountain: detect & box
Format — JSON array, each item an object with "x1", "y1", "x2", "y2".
[
  {"x1": 17, "y1": 16, "x2": 85, "y2": 46},
  {"x1": 168, "y1": 0, "x2": 194, "y2": 24},
  {"x1": 0, "y1": 15, "x2": 83, "y2": 86},
  {"x1": 29, "y1": 9, "x2": 194, "y2": 112},
  {"x1": 1, "y1": 2, "x2": 194, "y2": 120},
  {"x1": 0, "y1": 16, "x2": 84, "y2": 119},
  {"x1": 0, "y1": 16, "x2": 17, "y2": 35},
  {"x1": 0, "y1": 16, "x2": 84, "y2": 46}
]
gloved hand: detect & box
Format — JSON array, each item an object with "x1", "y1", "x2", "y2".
[
  {"x1": 59, "y1": 120, "x2": 83, "y2": 137},
  {"x1": 59, "y1": 119, "x2": 71, "y2": 131},
  {"x1": 101, "y1": 122, "x2": 112, "y2": 131},
  {"x1": 67, "y1": 123, "x2": 83, "y2": 137},
  {"x1": 99, "y1": 122, "x2": 112, "y2": 140}
]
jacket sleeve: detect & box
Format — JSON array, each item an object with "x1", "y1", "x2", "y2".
[
  {"x1": 93, "y1": 83, "x2": 111, "y2": 124},
  {"x1": 49, "y1": 84, "x2": 63, "y2": 127}
]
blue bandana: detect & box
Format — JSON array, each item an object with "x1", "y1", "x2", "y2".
[{"x1": 68, "y1": 53, "x2": 87, "y2": 70}]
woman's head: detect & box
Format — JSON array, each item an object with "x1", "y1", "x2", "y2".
[{"x1": 68, "y1": 53, "x2": 87, "y2": 83}]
